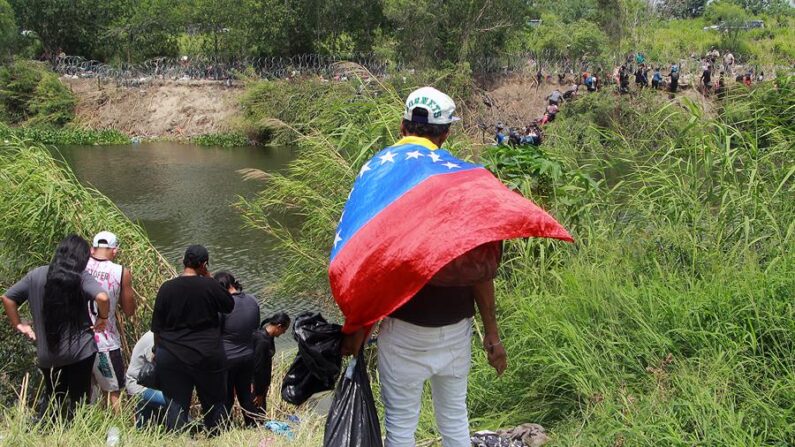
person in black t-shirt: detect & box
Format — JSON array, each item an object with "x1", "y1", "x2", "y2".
[
  {"x1": 150, "y1": 245, "x2": 234, "y2": 434},
  {"x1": 251, "y1": 312, "x2": 290, "y2": 415},
  {"x1": 214, "y1": 271, "x2": 260, "y2": 427}
]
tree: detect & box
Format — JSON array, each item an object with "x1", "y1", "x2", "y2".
[
  {"x1": 0, "y1": 0, "x2": 17, "y2": 60},
  {"x1": 8, "y1": 0, "x2": 124, "y2": 59},
  {"x1": 705, "y1": 1, "x2": 752, "y2": 53},
  {"x1": 383, "y1": 0, "x2": 525, "y2": 66},
  {"x1": 656, "y1": 0, "x2": 710, "y2": 18},
  {"x1": 103, "y1": 0, "x2": 184, "y2": 62}
]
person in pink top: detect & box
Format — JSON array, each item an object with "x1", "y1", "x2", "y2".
[{"x1": 85, "y1": 231, "x2": 136, "y2": 412}]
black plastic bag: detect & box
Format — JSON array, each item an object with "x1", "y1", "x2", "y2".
[
  {"x1": 137, "y1": 357, "x2": 159, "y2": 390},
  {"x1": 323, "y1": 352, "x2": 383, "y2": 447},
  {"x1": 281, "y1": 312, "x2": 342, "y2": 406}
]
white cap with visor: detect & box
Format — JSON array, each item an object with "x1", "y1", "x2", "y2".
[
  {"x1": 403, "y1": 87, "x2": 461, "y2": 125},
  {"x1": 92, "y1": 231, "x2": 119, "y2": 248}
]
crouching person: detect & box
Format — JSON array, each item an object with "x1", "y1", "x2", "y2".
[{"x1": 125, "y1": 331, "x2": 167, "y2": 427}]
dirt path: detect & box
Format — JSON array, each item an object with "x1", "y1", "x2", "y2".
[{"x1": 62, "y1": 78, "x2": 242, "y2": 138}]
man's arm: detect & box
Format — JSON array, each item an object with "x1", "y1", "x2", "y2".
[
  {"x1": 120, "y1": 268, "x2": 136, "y2": 317},
  {"x1": 474, "y1": 279, "x2": 507, "y2": 375},
  {"x1": 93, "y1": 292, "x2": 110, "y2": 332},
  {"x1": 2, "y1": 296, "x2": 35, "y2": 340}
]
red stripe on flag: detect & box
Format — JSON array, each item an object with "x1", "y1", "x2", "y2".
[{"x1": 329, "y1": 168, "x2": 573, "y2": 333}]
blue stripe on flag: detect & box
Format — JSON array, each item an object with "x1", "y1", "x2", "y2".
[{"x1": 330, "y1": 143, "x2": 480, "y2": 260}]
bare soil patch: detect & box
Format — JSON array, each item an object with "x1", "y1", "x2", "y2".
[{"x1": 62, "y1": 78, "x2": 242, "y2": 138}]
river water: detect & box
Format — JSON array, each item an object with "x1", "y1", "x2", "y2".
[{"x1": 55, "y1": 142, "x2": 332, "y2": 327}]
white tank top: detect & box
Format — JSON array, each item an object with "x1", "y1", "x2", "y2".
[{"x1": 85, "y1": 257, "x2": 123, "y2": 352}]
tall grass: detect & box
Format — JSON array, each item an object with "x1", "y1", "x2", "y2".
[
  {"x1": 0, "y1": 352, "x2": 326, "y2": 446},
  {"x1": 0, "y1": 137, "x2": 175, "y2": 402},
  {"x1": 465, "y1": 78, "x2": 795, "y2": 445}
]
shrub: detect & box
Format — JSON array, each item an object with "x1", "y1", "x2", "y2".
[{"x1": 0, "y1": 59, "x2": 76, "y2": 126}]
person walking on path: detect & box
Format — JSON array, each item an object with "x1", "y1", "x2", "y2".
[
  {"x1": 546, "y1": 89, "x2": 562, "y2": 105},
  {"x1": 125, "y1": 331, "x2": 167, "y2": 427},
  {"x1": 252, "y1": 312, "x2": 291, "y2": 415},
  {"x1": 2, "y1": 235, "x2": 109, "y2": 421},
  {"x1": 85, "y1": 231, "x2": 136, "y2": 412},
  {"x1": 342, "y1": 87, "x2": 508, "y2": 447},
  {"x1": 150, "y1": 245, "x2": 234, "y2": 434},
  {"x1": 215, "y1": 271, "x2": 260, "y2": 427},
  {"x1": 723, "y1": 52, "x2": 735, "y2": 76}
]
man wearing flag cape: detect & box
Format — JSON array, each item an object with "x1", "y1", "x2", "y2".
[{"x1": 329, "y1": 87, "x2": 573, "y2": 446}]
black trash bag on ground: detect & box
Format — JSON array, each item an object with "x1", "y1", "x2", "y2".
[
  {"x1": 281, "y1": 312, "x2": 342, "y2": 406},
  {"x1": 323, "y1": 351, "x2": 382, "y2": 447}
]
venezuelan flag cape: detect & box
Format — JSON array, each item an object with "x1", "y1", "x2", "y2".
[{"x1": 329, "y1": 136, "x2": 573, "y2": 333}]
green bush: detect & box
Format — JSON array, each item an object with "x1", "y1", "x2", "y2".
[
  {"x1": 190, "y1": 132, "x2": 251, "y2": 147},
  {"x1": 0, "y1": 123, "x2": 129, "y2": 145},
  {"x1": 0, "y1": 59, "x2": 76, "y2": 126}
]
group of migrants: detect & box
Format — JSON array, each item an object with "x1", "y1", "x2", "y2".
[
  {"x1": 494, "y1": 48, "x2": 767, "y2": 146},
  {"x1": 1, "y1": 233, "x2": 291, "y2": 433},
  {"x1": 493, "y1": 74, "x2": 587, "y2": 147},
  {"x1": 616, "y1": 48, "x2": 763, "y2": 96}
]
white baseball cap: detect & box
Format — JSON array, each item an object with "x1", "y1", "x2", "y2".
[
  {"x1": 403, "y1": 87, "x2": 461, "y2": 125},
  {"x1": 92, "y1": 231, "x2": 119, "y2": 248}
]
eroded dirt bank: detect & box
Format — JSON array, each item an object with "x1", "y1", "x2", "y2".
[{"x1": 62, "y1": 78, "x2": 242, "y2": 138}]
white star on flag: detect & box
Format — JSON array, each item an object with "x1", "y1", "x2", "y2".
[
  {"x1": 379, "y1": 151, "x2": 396, "y2": 164},
  {"x1": 339, "y1": 211, "x2": 344, "y2": 223},
  {"x1": 334, "y1": 232, "x2": 343, "y2": 247},
  {"x1": 428, "y1": 152, "x2": 442, "y2": 163},
  {"x1": 358, "y1": 161, "x2": 371, "y2": 177},
  {"x1": 406, "y1": 150, "x2": 424, "y2": 160},
  {"x1": 443, "y1": 162, "x2": 460, "y2": 170}
]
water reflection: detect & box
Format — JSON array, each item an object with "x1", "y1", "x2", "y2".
[{"x1": 56, "y1": 142, "x2": 333, "y2": 330}]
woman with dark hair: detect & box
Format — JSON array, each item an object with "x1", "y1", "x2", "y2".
[
  {"x1": 2, "y1": 234, "x2": 110, "y2": 419},
  {"x1": 213, "y1": 271, "x2": 260, "y2": 427},
  {"x1": 252, "y1": 312, "x2": 290, "y2": 415}
]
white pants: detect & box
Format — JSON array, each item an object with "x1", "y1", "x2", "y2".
[{"x1": 378, "y1": 317, "x2": 473, "y2": 447}]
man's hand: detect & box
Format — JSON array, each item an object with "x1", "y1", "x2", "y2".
[
  {"x1": 16, "y1": 323, "x2": 35, "y2": 341},
  {"x1": 340, "y1": 328, "x2": 366, "y2": 357},
  {"x1": 93, "y1": 317, "x2": 108, "y2": 333},
  {"x1": 253, "y1": 394, "x2": 265, "y2": 408},
  {"x1": 484, "y1": 333, "x2": 507, "y2": 376}
]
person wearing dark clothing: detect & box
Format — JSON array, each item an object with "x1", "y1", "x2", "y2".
[
  {"x1": 700, "y1": 66, "x2": 712, "y2": 94},
  {"x1": 151, "y1": 245, "x2": 234, "y2": 434},
  {"x1": 634, "y1": 66, "x2": 647, "y2": 89},
  {"x1": 214, "y1": 271, "x2": 260, "y2": 427},
  {"x1": 652, "y1": 68, "x2": 663, "y2": 89},
  {"x1": 252, "y1": 313, "x2": 290, "y2": 415},
  {"x1": 669, "y1": 65, "x2": 680, "y2": 93},
  {"x1": 619, "y1": 66, "x2": 630, "y2": 94},
  {"x1": 2, "y1": 235, "x2": 110, "y2": 422}
]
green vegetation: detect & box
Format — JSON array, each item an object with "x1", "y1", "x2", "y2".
[
  {"x1": 2, "y1": 0, "x2": 791, "y2": 69},
  {"x1": 0, "y1": 60, "x2": 131, "y2": 144},
  {"x1": 0, "y1": 137, "x2": 174, "y2": 402},
  {"x1": 0, "y1": 123, "x2": 129, "y2": 145},
  {"x1": 0, "y1": 59, "x2": 75, "y2": 126},
  {"x1": 0, "y1": 352, "x2": 326, "y2": 446},
  {"x1": 238, "y1": 69, "x2": 794, "y2": 444},
  {"x1": 190, "y1": 131, "x2": 251, "y2": 147}
]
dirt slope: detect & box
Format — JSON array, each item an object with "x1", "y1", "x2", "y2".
[{"x1": 62, "y1": 78, "x2": 242, "y2": 138}]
